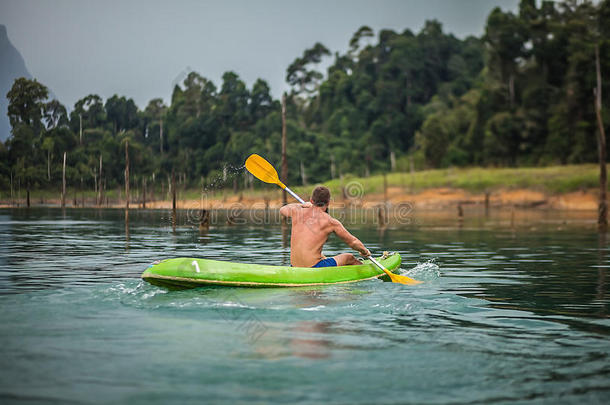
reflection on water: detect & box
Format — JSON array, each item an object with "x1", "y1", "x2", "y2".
[{"x1": 0, "y1": 208, "x2": 609, "y2": 404}]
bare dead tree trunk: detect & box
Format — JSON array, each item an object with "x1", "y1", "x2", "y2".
[
  {"x1": 98, "y1": 153, "x2": 103, "y2": 206},
  {"x1": 142, "y1": 177, "x2": 146, "y2": 209},
  {"x1": 10, "y1": 171, "x2": 14, "y2": 206},
  {"x1": 595, "y1": 44, "x2": 607, "y2": 232},
  {"x1": 61, "y1": 151, "x2": 66, "y2": 208},
  {"x1": 160, "y1": 118, "x2": 163, "y2": 154},
  {"x1": 281, "y1": 93, "x2": 288, "y2": 207},
  {"x1": 410, "y1": 155, "x2": 415, "y2": 191},
  {"x1": 508, "y1": 74, "x2": 515, "y2": 108},
  {"x1": 300, "y1": 161, "x2": 307, "y2": 185},
  {"x1": 172, "y1": 169, "x2": 176, "y2": 231},
  {"x1": 405, "y1": 72, "x2": 412, "y2": 108},
  {"x1": 485, "y1": 191, "x2": 491, "y2": 216},
  {"x1": 125, "y1": 141, "x2": 130, "y2": 213},
  {"x1": 383, "y1": 173, "x2": 388, "y2": 205}
]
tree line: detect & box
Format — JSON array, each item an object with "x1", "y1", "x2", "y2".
[{"x1": 1, "y1": 0, "x2": 608, "y2": 198}]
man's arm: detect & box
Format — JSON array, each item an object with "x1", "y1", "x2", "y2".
[{"x1": 331, "y1": 219, "x2": 371, "y2": 257}]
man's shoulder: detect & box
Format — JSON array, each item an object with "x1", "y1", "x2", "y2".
[{"x1": 326, "y1": 215, "x2": 342, "y2": 228}]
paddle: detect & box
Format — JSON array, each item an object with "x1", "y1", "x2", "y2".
[{"x1": 245, "y1": 154, "x2": 421, "y2": 285}]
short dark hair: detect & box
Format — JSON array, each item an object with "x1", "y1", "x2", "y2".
[{"x1": 311, "y1": 186, "x2": 331, "y2": 207}]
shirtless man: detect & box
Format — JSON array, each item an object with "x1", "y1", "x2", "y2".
[{"x1": 279, "y1": 186, "x2": 371, "y2": 267}]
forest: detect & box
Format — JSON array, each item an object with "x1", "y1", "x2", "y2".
[{"x1": 1, "y1": 0, "x2": 609, "y2": 196}]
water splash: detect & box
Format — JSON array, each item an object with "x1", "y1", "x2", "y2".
[
  {"x1": 201, "y1": 163, "x2": 246, "y2": 194},
  {"x1": 402, "y1": 258, "x2": 441, "y2": 281},
  {"x1": 160, "y1": 162, "x2": 248, "y2": 227}
]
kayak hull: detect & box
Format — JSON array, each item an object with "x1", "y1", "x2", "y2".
[{"x1": 141, "y1": 253, "x2": 401, "y2": 288}]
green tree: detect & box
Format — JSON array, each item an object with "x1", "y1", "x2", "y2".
[
  {"x1": 105, "y1": 95, "x2": 139, "y2": 135},
  {"x1": 6, "y1": 78, "x2": 50, "y2": 191},
  {"x1": 286, "y1": 42, "x2": 331, "y2": 95}
]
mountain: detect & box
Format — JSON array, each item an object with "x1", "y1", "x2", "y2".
[{"x1": 0, "y1": 24, "x2": 32, "y2": 142}]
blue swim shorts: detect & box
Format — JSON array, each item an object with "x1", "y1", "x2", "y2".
[{"x1": 312, "y1": 257, "x2": 337, "y2": 268}]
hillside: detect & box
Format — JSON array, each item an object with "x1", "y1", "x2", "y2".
[{"x1": 0, "y1": 24, "x2": 32, "y2": 142}]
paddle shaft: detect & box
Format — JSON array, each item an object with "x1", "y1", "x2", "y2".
[
  {"x1": 369, "y1": 256, "x2": 393, "y2": 274},
  {"x1": 283, "y1": 186, "x2": 304, "y2": 204}
]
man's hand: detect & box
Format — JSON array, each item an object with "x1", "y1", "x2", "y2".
[
  {"x1": 301, "y1": 201, "x2": 313, "y2": 208},
  {"x1": 360, "y1": 248, "x2": 371, "y2": 258}
]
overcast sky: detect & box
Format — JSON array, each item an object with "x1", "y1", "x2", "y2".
[{"x1": 1, "y1": 0, "x2": 518, "y2": 110}]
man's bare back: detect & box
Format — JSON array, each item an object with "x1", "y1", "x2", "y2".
[{"x1": 279, "y1": 188, "x2": 370, "y2": 267}]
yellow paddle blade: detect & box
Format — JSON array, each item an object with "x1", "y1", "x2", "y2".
[
  {"x1": 387, "y1": 271, "x2": 422, "y2": 285},
  {"x1": 245, "y1": 154, "x2": 285, "y2": 188}
]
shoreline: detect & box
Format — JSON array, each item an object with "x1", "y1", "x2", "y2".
[{"x1": 0, "y1": 187, "x2": 599, "y2": 211}]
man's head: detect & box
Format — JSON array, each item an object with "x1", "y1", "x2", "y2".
[{"x1": 311, "y1": 186, "x2": 331, "y2": 208}]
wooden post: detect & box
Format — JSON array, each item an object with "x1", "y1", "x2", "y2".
[
  {"x1": 378, "y1": 205, "x2": 387, "y2": 227},
  {"x1": 199, "y1": 209, "x2": 209, "y2": 231},
  {"x1": 281, "y1": 93, "x2": 288, "y2": 207},
  {"x1": 61, "y1": 151, "x2": 66, "y2": 208},
  {"x1": 485, "y1": 191, "x2": 490, "y2": 216},
  {"x1": 595, "y1": 44, "x2": 607, "y2": 232}
]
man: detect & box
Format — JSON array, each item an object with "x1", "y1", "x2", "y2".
[{"x1": 279, "y1": 185, "x2": 371, "y2": 268}]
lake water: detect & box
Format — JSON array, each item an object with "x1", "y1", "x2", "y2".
[{"x1": 0, "y1": 208, "x2": 608, "y2": 404}]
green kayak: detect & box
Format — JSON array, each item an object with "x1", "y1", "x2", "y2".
[{"x1": 141, "y1": 253, "x2": 402, "y2": 288}]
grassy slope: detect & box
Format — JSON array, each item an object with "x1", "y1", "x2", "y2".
[{"x1": 296, "y1": 164, "x2": 601, "y2": 197}]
